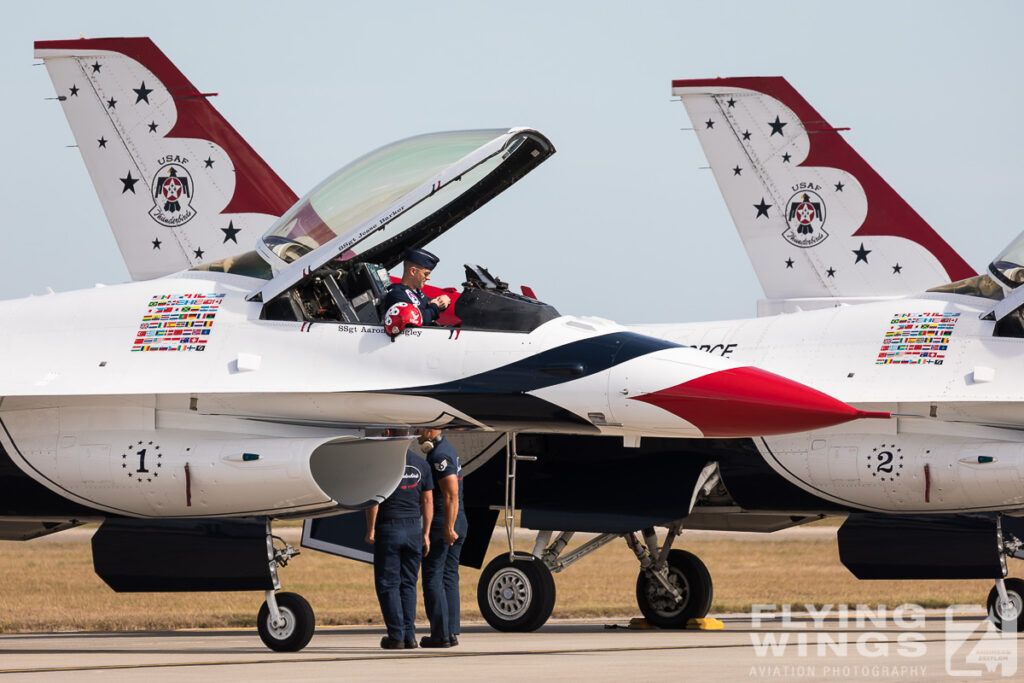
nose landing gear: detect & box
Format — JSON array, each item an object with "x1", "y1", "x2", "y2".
[
  {"x1": 987, "y1": 577, "x2": 1024, "y2": 632},
  {"x1": 258, "y1": 590, "x2": 315, "y2": 652},
  {"x1": 257, "y1": 531, "x2": 315, "y2": 652}
]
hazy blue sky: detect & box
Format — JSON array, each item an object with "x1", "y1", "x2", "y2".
[{"x1": 2, "y1": 1, "x2": 1021, "y2": 323}]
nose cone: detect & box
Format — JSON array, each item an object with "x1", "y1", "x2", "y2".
[{"x1": 630, "y1": 366, "x2": 887, "y2": 437}]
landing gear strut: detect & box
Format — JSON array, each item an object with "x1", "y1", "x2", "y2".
[
  {"x1": 986, "y1": 517, "x2": 1024, "y2": 632},
  {"x1": 257, "y1": 530, "x2": 315, "y2": 652},
  {"x1": 476, "y1": 441, "x2": 718, "y2": 632},
  {"x1": 635, "y1": 548, "x2": 713, "y2": 628},
  {"x1": 476, "y1": 434, "x2": 556, "y2": 632}
]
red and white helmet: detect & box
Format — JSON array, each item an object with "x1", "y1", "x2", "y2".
[{"x1": 383, "y1": 302, "x2": 423, "y2": 339}]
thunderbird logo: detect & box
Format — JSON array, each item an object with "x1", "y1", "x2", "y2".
[
  {"x1": 149, "y1": 163, "x2": 196, "y2": 227},
  {"x1": 783, "y1": 188, "x2": 828, "y2": 247}
]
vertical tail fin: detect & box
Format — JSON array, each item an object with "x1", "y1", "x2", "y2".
[
  {"x1": 671, "y1": 77, "x2": 974, "y2": 313},
  {"x1": 34, "y1": 38, "x2": 298, "y2": 280}
]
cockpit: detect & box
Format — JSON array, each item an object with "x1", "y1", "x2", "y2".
[
  {"x1": 198, "y1": 128, "x2": 559, "y2": 332},
  {"x1": 928, "y1": 228, "x2": 1024, "y2": 337},
  {"x1": 988, "y1": 231, "x2": 1024, "y2": 290}
]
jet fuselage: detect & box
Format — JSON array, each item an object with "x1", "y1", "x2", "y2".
[{"x1": 633, "y1": 291, "x2": 1024, "y2": 514}]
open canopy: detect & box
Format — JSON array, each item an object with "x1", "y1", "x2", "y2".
[
  {"x1": 990, "y1": 229, "x2": 1024, "y2": 290},
  {"x1": 250, "y1": 128, "x2": 554, "y2": 302}
]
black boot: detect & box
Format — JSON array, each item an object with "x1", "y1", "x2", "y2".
[{"x1": 419, "y1": 635, "x2": 453, "y2": 648}]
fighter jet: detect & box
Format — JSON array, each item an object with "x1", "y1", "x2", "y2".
[
  {"x1": 313, "y1": 77, "x2": 1024, "y2": 638},
  {"x1": 9, "y1": 39, "x2": 879, "y2": 652},
  {"x1": 448, "y1": 78, "x2": 1024, "y2": 636}
]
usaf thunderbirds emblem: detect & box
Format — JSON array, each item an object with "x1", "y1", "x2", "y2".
[
  {"x1": 149, "y1": 162, "x2": 196, "y2": 227},
  {"x1": 783, "y1": 186, "x2": 828, "y2": 248}
]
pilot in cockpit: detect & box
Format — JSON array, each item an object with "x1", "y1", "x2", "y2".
[{"x1": 382, "y1": 248, "x2": 451, "y2": 325}]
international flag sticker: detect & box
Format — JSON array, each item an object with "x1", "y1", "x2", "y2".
[
  {"x1": 876, "y1": 312, "x2": 959, "y2": 365},
  {"x1": 131, "y1": 293, "x2": 224, "y2": 352}
]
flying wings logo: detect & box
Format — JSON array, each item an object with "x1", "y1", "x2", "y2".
[
  {"x1": 149, "y1": 160, "x2": 196, "y2": 227},
  {"x1": 783, "y1": 186, "x2": 828, "y2": 248}
]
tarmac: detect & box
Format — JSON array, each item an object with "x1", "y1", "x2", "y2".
[{"x1": 0, "y1": 611, "x2": 1020, "y2": 682}]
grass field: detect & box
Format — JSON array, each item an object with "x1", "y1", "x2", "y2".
[{"x1": 0, "y1": 528, "x2": 1019, "y2": 633}]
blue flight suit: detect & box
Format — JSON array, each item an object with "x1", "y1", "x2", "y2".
[
  {"x1": 373, "y1": 450, "x2": 433, "y2": 643},
  {"x1": 422, "y1": 437, "x2": 468, "y2": 640},
  {"x1": 383, "y1": 283, "x2": 442, "y2": 325}
]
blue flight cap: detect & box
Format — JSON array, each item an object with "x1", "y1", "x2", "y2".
[{"x1": 403, "y1": 247, "x2": 439, "y2": 270}]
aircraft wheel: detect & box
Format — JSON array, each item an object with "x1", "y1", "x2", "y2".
[
  {"x1": 257, "y1": 591, "x2": 315, "y2": 652},
  {"x1": 987, "y1": 578, "x2": 1024, "y2": 632},
  {"x1": 635, "y1": 549, "x2": 713, "y2": 629},
  {"x1": 477, "y1": 552, "x2": 556, "y2": 632}
]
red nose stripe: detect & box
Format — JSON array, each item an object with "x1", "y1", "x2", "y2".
[{"x1": 630, "y1": 366, "x2": 888, "y2": 437}]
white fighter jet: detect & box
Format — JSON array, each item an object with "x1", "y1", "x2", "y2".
[
  {"x1": 454, "y1": 77, "x2": 1024, "y2": 636},
  {"x1": 7, "y1": 39, "x2": 879, "y2": 652},
  {"x1": 312, "y1": 77, "x2": 1024, "y2": 638},
  {"x1": 311, "y1": 78, "x2": 1024, "y2": 639}
]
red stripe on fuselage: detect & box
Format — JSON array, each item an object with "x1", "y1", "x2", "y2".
[{"x1": 630, "y1": 365, "x2": 887, "y2": 437}]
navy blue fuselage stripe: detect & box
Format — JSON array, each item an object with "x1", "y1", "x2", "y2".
[{"x1": 401, "y1": 332, "x2": 679, "y2": 396}]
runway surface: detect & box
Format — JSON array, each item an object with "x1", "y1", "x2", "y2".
[{"x1": 0, "y1": 611, "x2": 1019, "y2": 682}]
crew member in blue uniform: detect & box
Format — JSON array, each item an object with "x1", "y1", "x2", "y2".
[
  {"x1": 382, "y1": 247, "x2": 451, "y2": 325},
  {"x1": 365, "y1": 432, "x2": 434, "y2": 650},
  {"x1": 418, "y1": 428, "x2": 468, "y2": 648}
]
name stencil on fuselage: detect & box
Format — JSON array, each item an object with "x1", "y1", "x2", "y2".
[
  {"x1": 876, "y1": 312, "x2": 959, "y2": 365},
  {"x1": 132, "y1": 293, "x2": 225, "y2": 352}
]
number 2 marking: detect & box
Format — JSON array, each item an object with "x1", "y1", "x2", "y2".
[{"x1": 876, "y1": 451, "x2": 894, "y2": 474}]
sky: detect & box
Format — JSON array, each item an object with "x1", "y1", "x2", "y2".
[{"x1": 1, "y1": 1, "x2": 1022, "y2": 324}]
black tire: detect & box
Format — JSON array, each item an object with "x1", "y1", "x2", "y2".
[
  {"x1": 987, "y1": 578, "x2": 1024, "y2": 632},
  {"x1": 477, "y1": 552, "x2": 556, "y2": 632},
  {"x1": 635, "y1": 549, "x2": 713, "y2": 629},
  {"x1": 257, "y1": 591, "x2": 315, "y2": 652}
]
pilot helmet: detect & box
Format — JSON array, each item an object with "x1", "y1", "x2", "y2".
[{"x1": 384, "y1": 302, "x2": 423, "y2": 340}]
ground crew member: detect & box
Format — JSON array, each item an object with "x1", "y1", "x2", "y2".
[
  {"x1": 418, "y1": 428, "x2": 468, "y2": 647},
  {"x1": 382, "y1": 247, "x2": 450, "y2": 325},
  {"x1": 365, "y1": 433, "x2": 433, "y2": 649}
]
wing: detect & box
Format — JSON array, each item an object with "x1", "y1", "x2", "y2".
[
  {"x1": 34, "y1": 38, "x2": 298, "y2": 280},
  {"x1": 672, "y1": 77, "x2": 975, "y2": 314}
]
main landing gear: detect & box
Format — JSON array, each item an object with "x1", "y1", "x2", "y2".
[
  {"x1": 478, "y1": 551, "x2": 557, "y2": 632},
  {"x1": 475, "y1": 522, "x2": 713, "y2": 632},
  {"x1": 257, "y1": 530, "x2": 315, "y2": 652},
  {"x1": 629, "y1": 525, "x2": 713, "y2": 628},
  {"x1": 475, "y1": 435, "x2": 714, "y2": 632}
]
